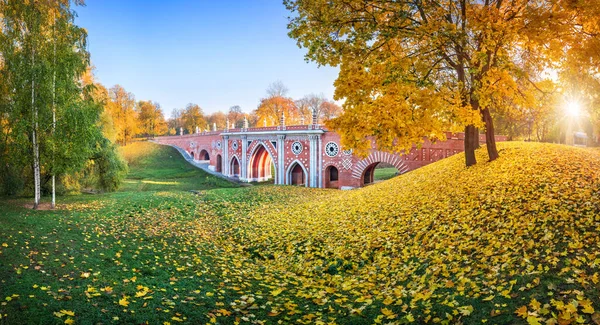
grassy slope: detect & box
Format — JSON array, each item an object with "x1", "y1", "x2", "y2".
[
  {"x1": 1, "y1": 142, "x2": 599, "y2": 325},
  {"x1": 118, "y1": 141, "x2": 236, "y2": 191}
]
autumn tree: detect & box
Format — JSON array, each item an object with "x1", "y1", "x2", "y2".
[
  {"x1": 108, "y1": 85, "x2": 138, "y2": 146},
  {"x1": 207, "y1": 111, "x2": 227, "y2": 130},
  {"x1": 227, "y1": 105, "x2": 245, "y2": 128},
  {"x1": 167, "y1": 108, "x2": 183, "y2": 134},
  {"x1": 285, "y1": 0, "x2": 593, "y2": 166},
  {"x1": 320, "y1": 100, "x2": 342, "y2": 122},
  {"x1": 254, "y1": 81, "x2": 298, "y2": 126},
  {"x1": 137, "y1": 100, "x2": 167, "y2": 138},
  {"x1": 181, "y1": 103, "x2": 205, "y2": 134},
  {"x1": 297, "y1": 94, "x2": 342, "y2": 124}
]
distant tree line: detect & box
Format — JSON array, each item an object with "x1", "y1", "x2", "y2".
[{"x1": 102, "y1": 80, "x2": 344, "y2": 139}]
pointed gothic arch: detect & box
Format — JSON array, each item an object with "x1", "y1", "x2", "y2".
[
  {"x1": 247, "y1": 143, "x2": 276, "y2": 182},
  {"x1": 230, "y1": 155, "x2": 240, "y2": 177},
  {"x1": 286, "y1": 160, "x2": 308, "y2": 187}
]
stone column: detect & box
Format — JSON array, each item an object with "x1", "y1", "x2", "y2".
[
  {"x1": 223, "y1": 135, "x2": 229, "y2": 176},
  {"x1": 309, "y1": 135, "x2": 318, "y2": 187},
  {"x1": 277, "y1": 134, "x2": 286, "y2": 184},
  {"x1": 241, "y1": 135, "x2": 248, "y2": 181},
  {"x1": 317, "y1": 134, "x2": 322, "y2": 188}
]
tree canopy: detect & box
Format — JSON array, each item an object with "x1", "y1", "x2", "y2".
[{"x1": 285, "y1": 0, "x2": 600, "y2": 165}]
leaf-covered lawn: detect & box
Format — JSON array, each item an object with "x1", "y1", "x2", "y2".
[{"x1": 1, "y1": 142, "x2": 599, "y2": 324}]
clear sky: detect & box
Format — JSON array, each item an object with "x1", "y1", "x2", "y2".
[{"x1": 75, "y1": 0, "x2": 339, "y2": 117}]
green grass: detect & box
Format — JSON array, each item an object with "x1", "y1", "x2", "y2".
[
  {"x1": 119, "y1": 141, "x2": 236, "y2": 192},
  {"x1": 373, "y1": 167, "x2": 399, "y2": 181},
  {"x1": 1, "y1": 142, "x2": 599, "y2": 324}
]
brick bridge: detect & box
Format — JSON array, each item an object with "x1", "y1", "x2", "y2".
[{"x1": 154, "y1": 122, "x2": 505, "y2": 189}]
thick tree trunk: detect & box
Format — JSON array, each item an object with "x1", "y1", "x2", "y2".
[
  {"x1": 464, "y1": 124, "x2": 478, "y2": 166},
  {"x1": 482, "y1": 108, "x2": 499, "y2": 161}
]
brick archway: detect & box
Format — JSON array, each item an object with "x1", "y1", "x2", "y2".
[
  {"x1": 286, "y1": 160, "x2": 308, "y2": 187},
  {"x1": 230, "y1": 155, "x2": 240, "y2": 177},
  {"x1": 351, "y1": 151, "x2": 409, "y2": 181},
  {"x1": 199, "y1": 149, "x2": 210, "y2": 161},
  {"x1": 247, "y1": 143, "x2": 276, "y2": 182}
]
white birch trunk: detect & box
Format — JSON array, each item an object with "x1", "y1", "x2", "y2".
[
  {"x1": 51, "y1": 12, "x2": 56, "y2": 209},
  {"x1": 32, "y1": 47, "x2": 40, "y2": 209}
]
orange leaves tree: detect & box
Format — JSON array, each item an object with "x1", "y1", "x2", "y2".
[
  {"x1": 254, "y1": 81, "x2": 299, "y2": 126},
  {"x1": 285, "y1": 0, "x2": 593, "y2": 166}
]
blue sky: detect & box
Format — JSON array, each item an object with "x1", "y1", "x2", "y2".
[{"x1": 75, "y1": 0, "x2": 339, "y2": 117}]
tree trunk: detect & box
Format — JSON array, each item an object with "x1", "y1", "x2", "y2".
[
  {"x1": 482, "y1": 108, "x2": 499, "y2": 161},
  {"x1": 464, "y1": 124, "x2": 478, "y2": 166},
  {"x1": 51, "y1": 12, "x2": 57, "y2": 209},
  {"x1": 32, "y1": 48, "x2": 40, "y2": 209}
]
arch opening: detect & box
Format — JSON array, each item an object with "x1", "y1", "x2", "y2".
[
  {"x1": 287, "y1": 162, "x2": 307, "y2": 187},
  {"x1": 325, "y1": 166, "x2": 339, "y2": 189},
  {"x1": 199, "y1": 149, "x2": 210, "y2": 161},
  {"x1": 248, "y1": 144, "x2": 275, "y2": 182},
  {"x1": 230, "y1": 156, "x2": 240, "y2": 178},
  {"x1": 362, "y1": 162, "x2": 401, "y2": 186},
  {"x1": 216, "y1": 154, "x2": 222, "y2": 173}
]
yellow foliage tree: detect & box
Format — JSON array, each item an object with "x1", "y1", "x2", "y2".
[
  {"x1": 136, "y1": 100, "x2": 167, "y2": 138},
  {"x1": 285, "y1": 0, "x2": 598, "y2": 165},
  {"x1": 108, "y1": 85, "x2": 138, "y2": 146}
]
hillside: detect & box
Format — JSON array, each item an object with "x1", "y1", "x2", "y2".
[
  {"x1": 1, "y1": 142, "x2": 599, "y2": 324},
  {"x1": 198, "y1": 142, "x2": 600, "y2": 324},
  {"x1": 119, "y1": 141, "x2": 236, "y2": 191}
]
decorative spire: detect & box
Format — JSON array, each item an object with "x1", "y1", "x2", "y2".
[
  {"x1": 264, "y1": 118, "x2": 267, "y2": 127},
  {"x1": 180, "y1": 127, "x2": 183, "y2": 136},
  {"x1": 243, "y1": 116, "x2": 249, "y2": 129},
  {"x1": 280, "y1": 111, "x2": 285, "y2": 127},
  {"x1": 213, "y1": 123, "x2": 217, "y2": 131},
  {"x1": 226, "y1": 119, "x2": 230, "y2": 130},
  {"x1": 312, "y1": 108, "x2": 318, "y2": 125},
  {"x1": 195, "y1": 126, "x2": 199, "y2": 134}
]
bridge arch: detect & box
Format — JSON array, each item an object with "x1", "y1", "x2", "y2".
[
  {"x1": 247, "y1": 143, "x2": 276, "y2": 182},
  {"x1": 199, "y1": 149, "x2": 210, "y2": 161},
  {"x1": 286, "y1": 160, "x2": 308, "y2": 187},
  {"x1": 352, "y1": 151, "x2": 409, "y2": 186},
  {"x1": 216, "y1": 154, "x2": 222, "y2": 173},
  {"x1": 324, "y1": 164, "x2": 339, "y2": 189},
  {"x1": 230, "y1": 155, "x2": 240, "y2": 178}
]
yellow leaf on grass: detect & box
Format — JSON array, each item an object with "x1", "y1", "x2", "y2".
[
  {"x1": 60, "y1": 310, "x2": 75, "y2": 317},
  {"x1": 271, "y1": 288, "x2": 283, "y2": 296},
  {"x1": 64, "y1": 318, "x2": 75, "y2": 325},
  {"x1": 383, "y1": 297, "x2": 394, "y2": 305},
  {"x1": 526, "y1": 316, "x2": 541, "y2": 325},
  {"x1": 381, "y1": 307, "x2": 397, "y2": 319},
  {"x1": 516, "y1": 306, "x2": 528, "y2": 318},
  {"x1": 118, "y1": 297, "x2": 129, "y2": 307}
]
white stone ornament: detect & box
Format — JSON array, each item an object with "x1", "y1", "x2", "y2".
[
  {"x1": 232, "y1": 141, "x2": 238, "y2": 151},
  {"x1": 325, "y1": 142, "x2": 339, "y2": 157},
  {"x1": 291, "y1": 141, "x2": 303, "y2": 155}
]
